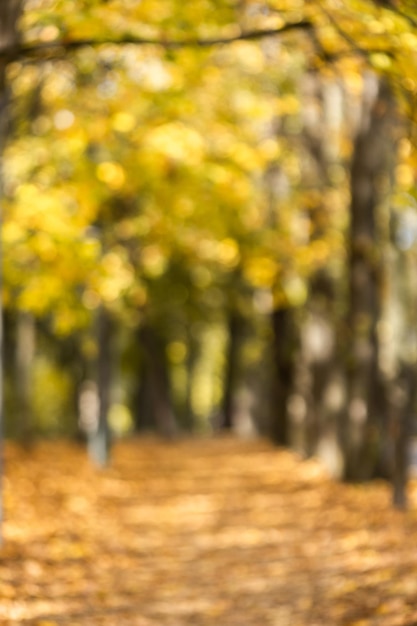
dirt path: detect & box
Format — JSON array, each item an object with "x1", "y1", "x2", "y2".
[{"x1": 1, "y1": 437, "x2": 417, "y2": 625}]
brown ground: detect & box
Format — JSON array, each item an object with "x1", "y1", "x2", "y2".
[{"x1": 1, "y1": 437, "x2": 417, "y2": 626}]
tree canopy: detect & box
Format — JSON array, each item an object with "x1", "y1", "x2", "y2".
[
  {"x1": 3, "y1": 0, "x2": 416, "y2": 330},
  {"x1": 1, "y1": 0, "x2": 417, "y2": 496}
]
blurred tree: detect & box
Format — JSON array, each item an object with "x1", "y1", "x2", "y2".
[
  {"x1": 344, "y1": 75, "x2": 398, "y2": 480},
  {"x1": 15, "y1": 311, "x2": 35, "y2": 443},
  {"x1": 0, "y1": 0, "x2": 23, "y2": 547},
  {"x1": 219, "y1": 309, "x2": 245, "y2": 431},
  {"x1": 136, "y1": 322, "x2": 178, "y2": 438},
  {"x1": 0, "y1": 0, "x2": 417, "y2": 516}
]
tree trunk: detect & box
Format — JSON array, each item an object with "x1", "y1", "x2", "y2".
[
  {"x1": 219, "y1": 311, "x2": 244, "y2": 431},
  {"x1": 0, "y1": 0, "x2": 23, "y2": 546},
  {"x1": 15, "y1": 311, "x2": 35, "y2": 444},
  {"x1": 136, "y1": 323, "x2": 178, "y2": 439},
  {"x1": 383, "y1": 200, "x2": 417, "y2": 505},
  {"x1": 87, "y1": 306, "x2": 112, "y2": 466},
  {"x1": 270, "y1": 307, "x2": 297, "y2": 446},
  {"x1": 391, "y1": 363, "x2": 415, "y2": 509},
  {"x1": 344, "y1": 75, "x2": 396, "y2": 480},
  {"x1": 302, "y1": 273, "x2": 345, "y2": 477},
  {"x1": 183, "y1": 328, "x2": 198, "y2": 432},
  {"x1": 293, "y1": 74, "x2": 347, "y2": 472}
]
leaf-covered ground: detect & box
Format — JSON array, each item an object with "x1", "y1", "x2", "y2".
[{"x1": 1, "y1": 437, "x2": 417, "y2": 626}]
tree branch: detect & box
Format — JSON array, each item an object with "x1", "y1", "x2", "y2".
[
  {"x1": 0, "y1": 20, "x2": 313, "y2": 62},
  {"x1": 370, "y1": 0, "x2": 417, "y2": 28},
  {"x1": 317, "y1": 4, "x2": 370, "y2": 60}
]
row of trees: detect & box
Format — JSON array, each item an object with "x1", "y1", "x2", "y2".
[{"x1": 1, "y1": 1, "x2": 417, "y2": 506}]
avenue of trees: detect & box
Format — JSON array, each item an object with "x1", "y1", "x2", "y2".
[{"x1": 1, "y1": 0, "x2": 417, "y2": 505}]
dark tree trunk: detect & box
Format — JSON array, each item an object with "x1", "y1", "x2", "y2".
[
  {"x1": 344, "y1": 75, "x2": 396, "y2": 480},
  {"x1": 219, "y1": 312, "x2": 244, "y2": 431},
  {"x1": 391, "y1": 363, "x2": 415, "y2": 509},
  {"x1": 183, "y1": 328, "x2": 198, "y2": 432},
  {"x1": 136, "y1": 323, "x2": 177, "y2": 439},
  {"x1": 135, "y1": 356, "x2": 158, "y2": 433},
  {"x1": 0, "y1": 0, "x2": 23, "y2": 546},
  {"x1": 0, "y1": 1, "x2": 21, "y2": 143},
  {"x1": 270, "y1": 307, "x2": 297, "y2": 446}
]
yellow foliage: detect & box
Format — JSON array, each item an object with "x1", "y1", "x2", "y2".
[
  {"x1": 276, "y1": 94, "x2": 300, "y2": 116},
  {"x1": 12, "y1": 185, "x2": 78, "y2": 239},
  {"x1": 88, "y1": 118, "x2": 110, "y2": 142},
  {"x1": 4, "y1": 0, "x2": 417, "y2": 336},
  {"x1": 244, "y1": 256, "x2": 278, "y2": 288},
  {"x1": 96, "y1": 161, "x2": 126, "y2": 190},
  {"x1": 174, "y1": 197, "x2": 195, "y2": 218},
  {"x1": 111, "y1": 111, "x2": 136, "y2": 133},
  {"x1": 17, "y1": 276, "x2": 60, "y2": 315},
  {"x1": 258, "y1": 138, "x2": 281, "y2": 162},
  {"x1": 65, "y1": 128, "x2": 87, "y2": 154},
  {"x1": 401, "y1": 32, "x2": 417, "y2": 50},
  {"x1": 32, "y1": 233, "x2": 58, "y2": 263},
  {"x1": 145, "y1": 122, "x2": 205, "y2": 165},
  {"x1": 141, "y1": 245, "x2": 168, "y2": 278},
  {"x1": 3, "y1": 222, "x2": 25, "y2": 245},
  {"x1": 231, "y1": 41, "x2": 265, "y2": 73},
  {"x1": 282, "y1": 274, "x2": 308, "y2": 307},
  {"x1": 229, "y1": 142, "x2": 263, "y2": 172},
  {"x1": 395, "y1": 163, "x2": 414, "y2": 189},
  {"x1": 108, "y1": 403, "x2": 133, "y2": 436},
  {"x1": 217, "y1": 238, "x2": 240, "y2": 268},
  {"x1": 370, "y1": 53, "x2": 392, "y2": 71},
  {"x1": 97, "y1": 252, "x2": 135, "y2": 302}
]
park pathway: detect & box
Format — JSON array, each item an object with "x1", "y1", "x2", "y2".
[{"x1": 1, "y1": 437, "x2": 417, "y2": 625}]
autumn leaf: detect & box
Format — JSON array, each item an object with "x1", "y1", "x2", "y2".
[{"x1": 2, "y1": 438, "x2": 417, "y2": 625}]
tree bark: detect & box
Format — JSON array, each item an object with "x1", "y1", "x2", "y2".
[
  {"x1": 15, "y1": 311, "x2": 35, "y2": 443},
  {"x1": 383, "y1": 202, "x2": 417, "y2": 505},
  {"x1": 182, "y1": 328, "x2": 198, "y2": 432},
  {"x1": 136, "y1": 323, "x2": 178, "y2": 439},
  {"x1": 391, "y1": 363, "x2": 415, "y2": 509},
  {"x1": 344, "y1": 74, "x2": 396, "y2": 480},
  {"x1": 300, "y1": 272, "x2": 345, "y2": 477},
  {"x1": 87, "y1": 306, "x2": 112, "y2": 466},
  {"x1": 270, "y1": 307, "x2": 297, "y2": 446},
  {"x1": 294, "y1": 74, "x2": 346, "y2": 473},
  {"x1": 0, "y1": 0, "x2": 23, "y2": 546},
  {"x1": 219, "y1": 311, "x2": 244, "y2": 431}
]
